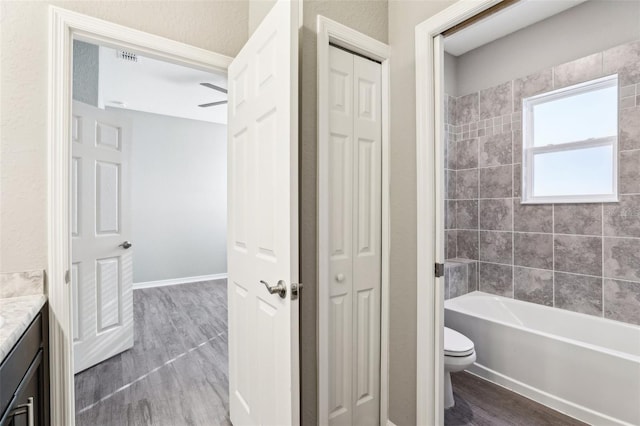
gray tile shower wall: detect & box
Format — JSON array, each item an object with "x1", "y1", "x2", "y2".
[
  {"x1": 444, "y1": 258, "x2": 478, "y2": 299},
  {"x1": 444, "y1": 40, "x2": 640, "y2": 326}
]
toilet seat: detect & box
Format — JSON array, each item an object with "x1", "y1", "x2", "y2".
[{"x1": 444, "y1": 327, "x2": 474, "y2": 357}]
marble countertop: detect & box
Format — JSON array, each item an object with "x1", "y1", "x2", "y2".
[{"x1": 0, "y1": 294, "x2": 47, "y2": 363}]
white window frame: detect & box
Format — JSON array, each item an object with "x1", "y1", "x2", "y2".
[{"x1": 521, "y1": 74, "x2": 619, "y2": 204}]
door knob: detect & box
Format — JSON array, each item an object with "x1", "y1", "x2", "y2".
[
  {"x1": 259, "y1": 279, "x2": 287, "y2": 298},
  {"x1": 335, "y1": 273, "x2": 345, "y2": 283},
  {"x1": 119, "y1": 241, "x2": 132, "y2": 249}
]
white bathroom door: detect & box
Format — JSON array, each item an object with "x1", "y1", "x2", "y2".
[
  {"x1": 327, "y1": 46, "x2": 382, "y2": 426},
  {"x1": 71, "y1": 101, "x2": 133, "y2": 374},
  {"x1": 226, "y1": 0, "x2": 300, "y2": 425}
]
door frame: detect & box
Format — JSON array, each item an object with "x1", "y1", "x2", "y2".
[
  {"x1": 47, "y1": 7, "x2": 232, "y2": 424},
  {"x1": 316, "y1": 16, "x2": 391, "y2": 426},
  {"x1": 414, "y1": 1, "x2": 500, "y2": 425}
]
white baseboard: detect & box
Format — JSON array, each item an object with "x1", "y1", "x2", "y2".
[
  {"x1": 133, "y1": 273, "x2": 227, "y2": 289},
  {"x1": 469, "y1": 363, "x2": 628, "y2": 426}
]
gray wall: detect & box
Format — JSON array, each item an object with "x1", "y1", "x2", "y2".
[
  {"x1": 444, "y1": 52, "x2": 458, "y2": 97},
  {"x1": 443, "y1": 39, "x2": 640, "y2": 327},
  {"x1": 299, "y1": 3, "x2": 388, "y2": 424},
  {"x1": 388, "y1": 1, "x2": 456, "y2": 425},
  {"x1": 73, "y1": 40, "x2": 99, "y2": 106},
  {"x1": 454, "y1": 0, "x2": 640, "y2": 95},
  {"x1": 126, "y1": 109, "x2": 227, "y2": 284}
]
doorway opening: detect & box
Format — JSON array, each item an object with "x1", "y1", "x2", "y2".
[
  {"x1": 417, "y1": 1, "x2": 640, "y2": 425},
  {"x1": 71, "y1": 39, "x2": 230, "y2": 424},
  {"x1": 48, "y1": 3, "x2": 300, "y2": 425}
]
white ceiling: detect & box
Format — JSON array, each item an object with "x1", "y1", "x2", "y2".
[
  {"x1": 98, "y1": 47, "x2": 227, "y2": 124},
  {"x1": 444, "y1": 0, "x2": 588, "y2": 56}
]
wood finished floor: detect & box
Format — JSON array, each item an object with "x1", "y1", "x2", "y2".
[
  {"x1": 445, "y1": 372, "x2": 588, "y2": 426},
  {"x1": 75, "y1": 280, "x2": 230, "y2": 426}
]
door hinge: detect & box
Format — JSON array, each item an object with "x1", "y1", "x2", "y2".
[
  {"x1": 435, "y1": 263, "x2": 445, "y2": 278},
  {"x1": 65, "y1": 269, "x2": 71, "y2": 285}
]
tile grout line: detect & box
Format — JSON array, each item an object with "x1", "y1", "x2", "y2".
[
  {"x1": 449, "y1": 193, "x2": 640, "y2": 199},
  {"x1": 475, "y1": 259, "x2": 640, "y2": 284},
  {"x1": 477, "y1": 105, "x2": 481, "y2": 293},
  {"x1": 451, "y1": 228, "x2": 640, "y2": 241},
  {"x1": 552, "y1": 203, "x2": 555, "y2": 308},
  {"x1": 602, "y1": 202, "x2": 605, "y2": 318},
  {"x1": 453, "y1": 159, "x2": 640, "y2": 171},
  {"x1": 511, "y1": 117, "x2": 516, "y2": 300}
]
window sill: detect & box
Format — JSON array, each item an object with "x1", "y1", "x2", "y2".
[{"x1": 520, "y1": 196, "x2": 619, "y2": 205}]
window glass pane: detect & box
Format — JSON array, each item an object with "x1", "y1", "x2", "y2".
[
  {"x1": 532, "y1": 84, "x2": 617, "y2": 147},
  {"x1": 532, "y1": 145, "x2": 613, "y2": 197}
]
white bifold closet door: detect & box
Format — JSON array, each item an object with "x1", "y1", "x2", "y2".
[{"x1": 328, "y1": 45, "x2": 382, "y2": 426}]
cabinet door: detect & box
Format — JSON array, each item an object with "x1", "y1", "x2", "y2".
[{"x1": 1, "y1": 351, "x2": 43, "y2": 426}]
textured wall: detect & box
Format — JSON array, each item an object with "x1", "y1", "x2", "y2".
[
  {"x1": 387, "y1": 1, "x2": 456, "y2": 424},
  {"x1": 444, "y1": 39, "x2": 640, "y2": 327},
  {"x1": 0, "y1": 0, "x2": 248, "y2": 273},
  {"x1": 454, "y1": 0, "x2": 640, "y2": 96},
  {"x1": 248, "y1": 0, "x2": 276, "y2": 35},
  {"x1": 128, "y1": 109, "x2": 227, "y2": 284},
  {"x1": 72, "y1": 40, "x2": 99, "y2": 106},
  {"x1": 299, "y1": 1, "x2": 387, "y2": 424}
]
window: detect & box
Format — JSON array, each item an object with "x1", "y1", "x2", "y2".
[{"x1": 521, "y1": 75, "x2": 618, "y2": 204}]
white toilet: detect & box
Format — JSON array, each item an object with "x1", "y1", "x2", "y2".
[{"x1": 444, "y1": 327, "x2": 476, "y2": 409}]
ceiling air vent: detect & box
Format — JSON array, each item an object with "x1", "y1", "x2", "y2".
[{"x1": 117, "y1": 50, "x2": 138, "y2": 62}]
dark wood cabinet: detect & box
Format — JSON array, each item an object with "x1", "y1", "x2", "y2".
[{"x1": 0, "y1": 304, "x2": 49, "y2": 426}]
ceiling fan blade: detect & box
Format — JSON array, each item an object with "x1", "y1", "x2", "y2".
[
  {"x1": 198, "y1": 100, "x2": 228, "y2": 108},
  {"x1": 200, "y1": 82, "x2": 228, "y2": 94}
]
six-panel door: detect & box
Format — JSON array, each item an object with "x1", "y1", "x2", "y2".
[
  {"x1": 327, "y1": 46, "x2": 382, "y2": 426},
  {"x1": 71, "y1": 101, "x2": 133, "y2": 374},
  {"x1": 226, "y1": 0, "x2": 300, "y2": 424}
]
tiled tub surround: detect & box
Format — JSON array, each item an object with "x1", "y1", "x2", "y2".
[
  {"x1": 0, "y1": 271, "x2": 46, "y2": 361},
  {"x1": 444, "y1": 259, "x2": 478, "y2": 300},
  {"x1": 444, "y1": 40, "x2": 640, "y2": 326}
]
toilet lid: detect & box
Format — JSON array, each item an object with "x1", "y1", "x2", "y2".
[{"x1": 444, "y1": 327, "x2": 474, "y2": 357}]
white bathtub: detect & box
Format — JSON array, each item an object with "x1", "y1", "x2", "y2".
[{"x1": 445, "y1": 291, "x2": 640, "y2": 425}]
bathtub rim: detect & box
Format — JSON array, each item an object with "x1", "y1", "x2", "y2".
[{"x1": 445, "y1": 291, "x2": 640, "y2": 363}]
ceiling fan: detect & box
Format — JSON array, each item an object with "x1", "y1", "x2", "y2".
[{"x1": 198, "y1": 82, "x2": 228, "y2": 108}]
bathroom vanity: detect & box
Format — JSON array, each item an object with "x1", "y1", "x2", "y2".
[{"x1": 0, "y1": 300, "x2": 49, "y2": 426}]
